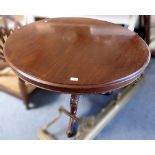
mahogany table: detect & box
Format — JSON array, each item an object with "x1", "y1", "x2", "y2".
[{"x1": 3, "y1": 17, "x2": 150, "y2": 137}]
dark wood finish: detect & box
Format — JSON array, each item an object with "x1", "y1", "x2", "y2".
[
  {"x1": 139, "y1": 16, "x2": 155, "y2": 56},
  {"x1": 144, "y1": 15, "x2": 151, "y2": 45},
  {"x1": 143, "y1": 15, "x2": 155, "y2": 57},
  {"x1": 4, "y1": 17, "x2": 150, "y2": 94},
  {"x1": 151, "y1": 50, "x2": 155, "y2": 56},
  {"x1": 67, "y1": 94, "x2": 79, "y2": 137},
  {"x1": 139, "y1": 15, "x2": 151, "y2": 45},
  {"x1": 18, "y1": 78, "x2": 29, "y2": 109}
]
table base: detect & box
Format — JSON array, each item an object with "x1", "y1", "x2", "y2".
[{"x1": 37, "y1": 76, "x2": 143, "y2": 140}]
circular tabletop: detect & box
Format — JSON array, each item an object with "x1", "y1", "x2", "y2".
[{"x1": 4, "y1": 17, "x2": 150, "y2": 94}]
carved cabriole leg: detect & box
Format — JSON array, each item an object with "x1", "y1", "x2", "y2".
[
  {"x1": 67, "y1": 94, "x2": 79, "y2": 137},
  {"x1": 18, "y1": 78, "x2": 29, "y2": 109}
]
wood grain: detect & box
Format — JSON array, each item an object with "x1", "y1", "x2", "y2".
[{"x1": 4, "y1": 17, "x2": 150, "y2": 94}]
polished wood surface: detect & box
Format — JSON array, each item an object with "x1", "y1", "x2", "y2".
[{"x1": 4, "y1": 18, "x2": 150, "y2": 94}]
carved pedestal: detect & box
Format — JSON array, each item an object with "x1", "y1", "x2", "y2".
[{"x1": 67, "y1": 94, "x2": 79, "y2": 137}]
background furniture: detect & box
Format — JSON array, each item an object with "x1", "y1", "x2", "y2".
[
  {"x1": 148, "y1": 16, "x2": 155, "y2": 56},
  {"x1": 136, "y1": 15, "x2": 155, "y2": 56},
  {"x1": 0, "y1": 15, "x2": 36, "y2": 109}
]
